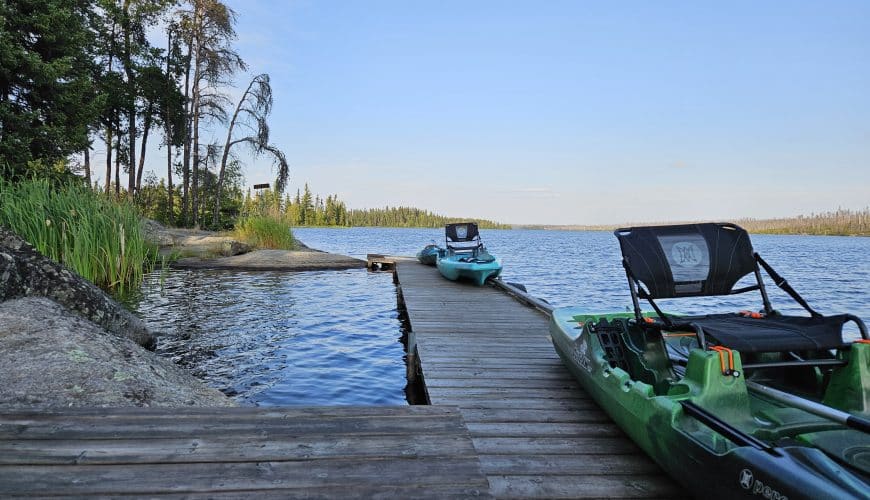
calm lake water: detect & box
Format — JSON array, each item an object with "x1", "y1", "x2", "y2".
[
  {"x1": 132, "y1": 228, "x2": 869, "y2": 406},
  {"x1": 295, "y1": 227, "x2": 869, "y2": 321},
  {"x1": 131, "y1": 268, "x2": 408, "y2": 406}
]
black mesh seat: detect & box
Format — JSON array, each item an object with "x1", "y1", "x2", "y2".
[
  {"x1": 671, "y1": 313, "x2": 852, "y2": 353},
  {"x1": 614, "y1": 223, "x2": 867, "y2": 366}
]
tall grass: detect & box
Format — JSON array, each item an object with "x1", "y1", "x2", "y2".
[
  {"x1": 0, "y1": 178, "x2": 156, "y2": 294},
  {"x1": 233, "y1": 214, "x2": 295, "y2": 250}
]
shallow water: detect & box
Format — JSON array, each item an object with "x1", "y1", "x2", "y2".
[{"x1": 132, "y1": 228, "x2": 869, "y2": 406}]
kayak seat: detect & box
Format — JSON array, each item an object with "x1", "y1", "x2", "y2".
[
  {"x1": 671, "y1": 313, "x2": 851, "y2": 354},
  {"x1": 614, "y1": 223, "x2": 868, "y2": 363}
]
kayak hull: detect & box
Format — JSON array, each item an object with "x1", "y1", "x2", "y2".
[
  {"x1": 549, "y1": 306, "x2": 870, "y2": 500},
  {"x1": 416, "y1": 245, "x2": 443, "y2": 266},
  {"x1": 436, "y1": 254, "x2": 502, "y2": 286}
]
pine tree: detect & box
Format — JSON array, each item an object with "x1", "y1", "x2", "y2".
[
  {"x1": 300, "y1": 183, "x2": 313, "y2": 225},
  {"x1": 0, "y1": 0, "x2": 100, "y2": 177}
]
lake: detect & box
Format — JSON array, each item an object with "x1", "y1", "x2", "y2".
[
  {"x1": 295, "y1": 227, "x2": 869, "y2": 320},
  {"x1": 132, "y1": 227, "x2": 870, "y2": 406}
]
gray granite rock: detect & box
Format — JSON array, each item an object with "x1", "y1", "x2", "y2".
[
  {"x1": 0, "y1": 226, "x2": 154, "y2": 348},
  {"x1": 0, "y1": 297, "x2": 235, "y2": 408},
  {"x1": 142, "y1": 219, "x2": 252, "y2": 258}
]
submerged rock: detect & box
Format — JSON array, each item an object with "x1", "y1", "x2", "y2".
[
  {"x1": 0, "y1": 297, "x2": 235, "y2": 408},
  {"x1": 0, "y1": 226, "x2": 154, "y2": 348}
]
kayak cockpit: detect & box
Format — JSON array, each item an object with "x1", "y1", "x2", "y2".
[{"x1": 557, "y1": 311, "x2": 870, "y2": 478}]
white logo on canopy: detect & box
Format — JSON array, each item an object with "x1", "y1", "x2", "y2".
[{"x1": 657, "y1": 234, "x2": 709, "y2": 283}]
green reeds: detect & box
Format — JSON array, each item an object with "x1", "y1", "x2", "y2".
[
  {"x1": 233, "y1": 214, "x2": 295, "y2": 250},
  {"x1": 0, "y1": 178, "x2": 156, "y2": 294}
]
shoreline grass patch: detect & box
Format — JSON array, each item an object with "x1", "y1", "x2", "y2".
[
  {"x1": 0, "y1": 178, "x2": 156, "y2": 294},
  {"x1": 233, "y1": 214, "x2": 295, "y2": 250}
]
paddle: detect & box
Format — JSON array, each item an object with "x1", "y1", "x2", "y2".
[
  {"x1": 679, "y1": 400, "x2": 780, "y2": 455},
  {"x1": 746, "y1": 380, "x2": 870, "y2": 434}
]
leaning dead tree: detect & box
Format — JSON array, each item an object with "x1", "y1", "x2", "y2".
[{"x1": 214, "y1": 73, "x2": 288, "y2": 227}]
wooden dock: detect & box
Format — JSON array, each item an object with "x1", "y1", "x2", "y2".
[
  {"x1": 395, "y1": 258, "x2": 685, "y2": 498},
  {"x1": 0, "y1": 406, "x2": 490, "y2": 498},
  {"x1": 1, "y1": 257, "x2": 685, "y2": 498}
]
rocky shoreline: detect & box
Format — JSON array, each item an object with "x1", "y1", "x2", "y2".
[
  {"x1": 0, "y1": 297, "x2": 234, "y2": 408},
  {"x1": 143, "y1": 219, "x2": 366, "y2": 271},
  {"x1": 0, "y1": 222, "x2": 365, "y2": 409}
]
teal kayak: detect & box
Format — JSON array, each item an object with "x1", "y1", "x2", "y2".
[
  {"x1": 436, "y1": 222, "x2": 502, "y2": 286},
  {"x1": 416, "y1": 244, "x2": 443, "y2": 266},
  {"x1": 436, "y1": 249, "x2": 502, "y2": 286}
]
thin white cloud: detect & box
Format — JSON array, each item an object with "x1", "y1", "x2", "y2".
[{"x1": 499, "y1": 187, "x2": 561, "y2": 198}]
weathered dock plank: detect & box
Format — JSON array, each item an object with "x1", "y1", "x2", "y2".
[
  {"x1": 0, "y1": 405, "x2": 466, "y2": 440},
  {"x1": 488, "y1": 474, "x2": 683, "y2": 499},
  {"x1": 0, "y1": 406, "x2": 490, "y2": 498},
  {"x1": 394, "y1": 258, "x2": 686, "y2": 499}
]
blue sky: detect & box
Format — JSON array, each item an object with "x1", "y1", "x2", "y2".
[{"x1": 152, "y1": 1, "x2": 870, "y2": 224}]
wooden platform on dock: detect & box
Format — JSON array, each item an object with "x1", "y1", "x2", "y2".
[
  {"x1": 395, "y1": 258, "x2": 685, "y2": 499},
  {"x1": 0, "y1": 405, "x2": 490, "y2": 498}
]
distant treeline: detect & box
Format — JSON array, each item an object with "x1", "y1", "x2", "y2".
[
  {"x1": 244, "y1": 183, "x2": 509, "y2": 229},
  {"x1": 517, "y1": 208, "x2": 870, "y2": 236},
  {"x1": 737, "y1": 209, "x2": 870, "y2": 236}
]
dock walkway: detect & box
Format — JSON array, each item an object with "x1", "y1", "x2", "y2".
[
  {"x1": 395, "y1": 258, "x2": 684, "y2": 498},
  {"x1": 0, "y1": 405, "x2": 490, "y2": 498}
]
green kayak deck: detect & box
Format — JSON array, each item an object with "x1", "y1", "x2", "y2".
[{"x1": 550, "y1": 307, "x2": 870, "y2": 500}]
